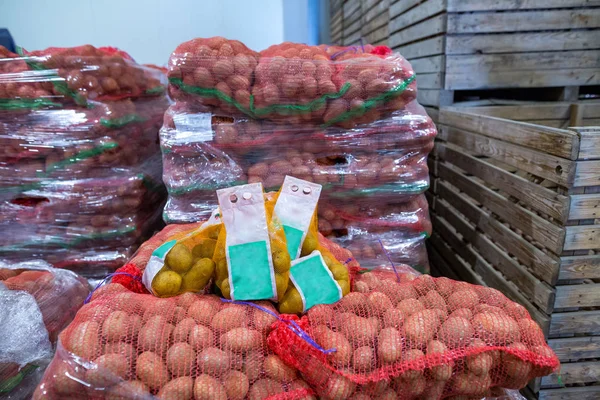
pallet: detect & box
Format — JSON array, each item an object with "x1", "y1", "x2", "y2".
[
  {"x1": 428, "y1": 102, "x2": 600, "y2": 398},
  {"x1": 387, "y1": 0, "x2": 600, "y2": 107}
]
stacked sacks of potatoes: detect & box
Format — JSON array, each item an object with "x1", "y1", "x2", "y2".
[{"x1": 0, "y1": 44, "x2": 167, "y2": 276}]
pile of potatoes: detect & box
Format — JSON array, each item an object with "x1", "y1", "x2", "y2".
[
  {"x1": 34, "y1": 288, "x2": 316, "y2": 400},
  {"x1": 272, "y1": 272, "x2": 558, "y2": 400},
  {"x1": 0, "y1": 45, "x2": 165, "y2": 103},
  {"x1": 167, "y1": 37, "x2": 416, "y2": 127}
]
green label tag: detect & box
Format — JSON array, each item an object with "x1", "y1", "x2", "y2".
[
  {"x1": 291, "y1": 253, "x2": 342, "y2": 311},
  {"x1": 228, "y1": 240, "x2": 274, "y2": 300},
  {"x1": 283, "y1": 225, "x2": 304, "y2": 259},
  {"x1": 152, "y1": 240, "x2": 177, "y2": 259}
]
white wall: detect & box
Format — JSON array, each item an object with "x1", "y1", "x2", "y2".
[{"x1": 0, "y1": 0, "x2": 285, "y2": 65}]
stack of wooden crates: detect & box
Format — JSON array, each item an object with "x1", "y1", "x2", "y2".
[{"x1": 329, "y1": 1, "x2": 600, "y2": 398}]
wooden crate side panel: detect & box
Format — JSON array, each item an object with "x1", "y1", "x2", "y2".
[
  {"x1": 433, "y1": 199, "x2": 556, "y2": 313},
  {"x1": 439, "y1": 125, "x2": 576, "y2": 188},
  {"x1": 389, "y1": 0, "x2": 446, "y2": 34},
  {"x1": 429, "y1": 233, "x2": 487, "y2": 286},
  {"x1": 390, "y1": 0, "x2": 427, "y2": 19},
  {"x1": 555, "y1": 283, "x2": 600, "y2": 309},
  {"x1": 560, "y1": 255, "x2": 600, "y2": 280},
  {"x1": 577, "y1": 127, "x2": 600, "y2": 159},
  {"x1": 396, "y1": 35, "x2": 445, "y2": 59},
  {"x1": 574, "y1": 161, "x2": 600, "y2": 187},
  {"x1": 364, "y1": 25, "x2": 389, "y2": 46},
  {"x1": 362, "y1": 9, "x2": 389, "y2": 36},
  {"x1": 446, "y1": 30, "x2": 600, "y2": 55},
  {"x1": 409, "y1": 55, "x2": 445, "y2": 73},
  {"x1": 389, "y1": 14, "x2": 447, "y2": 48},
  {"x1": 435, "y1": 142, "x2": 570, "y2": 222},
  {"x1": 416, "y1": 72, "x2": 444, "y2": 89},
  {"x1": 564, "y1": 225, "x2": 600, "y2": 251},
  {"x1": 447, "y1": 9, "x2": 600, "y2": 34},
  {"x1": 427, "y1": 240, "x2": 461, "y2": 281},
  {"x1": 548, "y1": 336, "x2": 600, "y2": 362},
  {"x1": 541, "y1": 361, "x2": 600, "y2": 387},
  {"x1": 549, "y1": 310, "x2": 600, "y2": 337},
  {"x1": 433, "y1": 180, "x2": 560, "y2": 284},
  {"x1": 447, "y1": 0, "x2": 600, "y2": 12},
  {"x1": 417, "y1": 89, "x2": 453, "y2": 107},
  {"x1": 539, "y1": 386, "x2": 600, "y2": 400}
]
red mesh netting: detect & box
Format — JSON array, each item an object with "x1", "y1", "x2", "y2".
[
  {"x1": 268, "y1": 271, "x2": 559, "y2": 399},
  {"x1": 33, "y1": 286, "x2": 316, "y2": 400}
]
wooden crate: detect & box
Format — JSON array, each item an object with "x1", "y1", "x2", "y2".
[
  {"x1": 388, "y1": 0, "x2": 600, "y2": 107},
  {"x1": 342, "y1": 0, "x2": 362, "y2": 45},
  {"x1": 330, "y1": 0, "x2": 343, "y2": 44},
  {"x1": 428, "y1": 102, "x2": 600, "y2": 399},
  {"x1": 361, "y1": 0, "x2": 390, "y2": 46}
]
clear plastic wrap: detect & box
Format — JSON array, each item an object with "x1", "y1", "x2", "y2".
[
  {"x1": 167, "y1": 38, "x2": 416, "y2": 127},
  {"x1": 0, "y1": 260, "x2": 90, "y2": 399},
  {"x1": 0, "y1": 45, "x2": 166, "y2": 107},
  {"x1": 161, "y1": 103, "x2": 435, "y2": 223}
]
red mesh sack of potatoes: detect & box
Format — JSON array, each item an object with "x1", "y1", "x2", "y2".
[
  {"x1": 33, "y1": 285, "x2": 317, "y2": 399},
  {"x1": 168, "y1": 37, "x2": 259, "y2": 114},
  {"x1": 267, "y1": 271, "x2": 559, "y2": 399}
]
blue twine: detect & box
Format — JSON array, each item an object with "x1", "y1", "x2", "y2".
[
  {"x1": 330, "y1": 46, "x2": 360, "y2": 60},
  {"x1": 84, "y1": 272, "x2": 141, "y2": 304},
  {"x1": 359, "y1": 37, "x2": 365, "y2": 53},
  {"x1": 343, "y1": 257, "x2": 354, "y2": 265},
  {"x1": 220, "y1": 298, "x2": 336, "y2": 354},
  {"x1": 378, "y1": 238, "x2": 400, "y2": 282}
]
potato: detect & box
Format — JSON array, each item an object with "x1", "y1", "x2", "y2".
[
  {"x1": 472, "y1": 312, "x2": 520, "y2": 345},
  {"x1": 171, "y1": 306, "x2": 187, "y2": 324},
  {"x1": 194, "y1": 374, "x2": 227, "y2": 400},
  {"x1": 353, "y1": 281, "x2": 369, "y2": 293},
  {"x1": 157, "y1": 376, "x2": 193, "y2": 400},
  {"x1": 436, "y1": 317, "x2": 473, "y2": 348},
  {"x1": 403, "y1": 309, "x2": 441, "y2": 348},
  {"x1": 177, "y1": 292, "x2": 198, "y2": 309},
  {"x1": 379, "y1": 389, "x2": 399, "y2": 400},
  {"x1": 338, "y1": 279, "x2": 351, "y2": 296},
  {"x1": 103, "y1": 341, "x2": 136, "y2": 362},
  {"x1": 466, "y1": 339, "x2": 494, "y2": 376},
  {"x1": 244, "y1": 351, "x2": 265, "y2": 381},
  {"x1": 221, "y1": 327, "x2": 262, "y2": 352},
  {"x1": 189, "y1": 324, "x2": 215, "y2": 350},
  {"x1": 153, "y1": 271, "x2": 183, "y2": 296},
  {"x1": 272, "y1": 248, "x2": 291, "y2": 273},
  {"x1": 336, "y1": 313, "x2": 378, "y2": 345},
  {"x1": 166, "y1": 342, "x2": 196, "y2": 376},
  {"x1": 197, "y1": 347, "x2": 230, "y2": 376},
  {"x1": 383, "y1": 309, "x2": 404, "y2": 329},
  {"x1": 377, "y1": 327, "x2": 403, "y2": 363},
  {"x1": 106, "y1": 380, "x2": 150, "y2": 400},
  {"x1": 330, "y1": 263, "x2": 349, "y2": 281},
  {"x1": 253, "y1": 301, "x2": 278, "y2": 332},
  {"x1": 264, "y1": 355, "x2": 297, "y2": 382},
  {"x1": 67, "y1": 321, "x2": 100, "y2": 359},
  {"x1": 483, "y1": 287, "x2": 509, "y2": 308},
  {"x1": 275, "y1": 272, "x2": 289, "y2": 301},
  {"x1": 435, "y1": 277, "x2": 456, "y2": 297},
  {"x1": 503, "y1": 301, "x2": 529, "y2": 320},
  {"x1": 142, "y1": 299, "x2": 173, "y2": 322},
  {"x1": 138, "y1": 316, "x2": 174, "y2": 355},
  {"x1": 503, "y1": 342, "x2": 532, "y2": 379},
  {"x1": 421, "y1": 290, "x2": 448, "y2": 313},
  {"x1": 394, "y1": 285, "x2": 418, "y2": 302},
  {"x1": 136, "y1": 351, "x2": 170, "y2": 391},
  {"x1": 192, "y1": 238, "x2": 217, "y2": 259},
  {"x1": 223, "y1": 371, "x2": 250, "y2": 400},
  {"x1": 359, "y1": 272, "x2": 381, "y2": 290},
  {"x1": 447, "y1": 290, "x2": 479, "y2": 311},
  {"x1": 308, "y1": 304, "x2": 334, "y2": 327},
  {"x1": 348, "y1": 394, "x2": 370, "y2": 400},
  {"x1": 452, "y1": 372, "x2": 491, "y2": 396},
  {"x1": 450, "y1": 308, "x2": 473, "y2": 320},
  {"x1": 396, "y1": 298, "x2": 424, "y2": 317},
  {"x1": 518, "y1": 319, "x2": 546, "y2": 346},
  {"x1": 279, "y1": 286, "x2": 304, "y2": 314},
  {"x1": 211, "y1": 306, "x2": 247, "y2": 331},
  {"x1": 352, "y1": 346, "x2": 374, "y2": 372},
  {"x1": 473, "y1": 304, "x2": 506, "y2": 316},
  {"x1": 368, "y1": 292, "x2": 393, "y2": 315},
  {"x1": 323, "y1": 374, "x2": 356, "y2": 400},
  {"x1": 187, "y1": 299, "x2": 218, "y2": 325},
  {"x1": 86, "y1": 353, "x2": 130, "y2": 387},
  {"x1": 412, "y1": 274, "x2": 436, "y2": 294},
  {"x1": 182, "y1": 258, "x2": 215, "y2": 292},
  {"x1": 339, "y1": 292, "x2": 368, "y2": 310},
  {"x1": 314, "y1": 326, "x2": 352, "y2": 366},
  {"x1": 301, "y1": 233, "x2": 319, "y2": 256},
  {"x1": 427, "y1": 340, "x2": 453, "y2": 380},
  {"x1": 102, "y1": 311, "x2": 142, "y2": 342},
  {"x1": 165, "y1": 243, "x2": 193, "y2": 273},
  {"x1": 400, "y1": 349, "x2": 425, "y2": 380},
  {"x1": 173, "y1": 318, "x2": 197, "y2": 342},
  {"x1": 531, "y1": 345, "x2": 557, "y2": 376}
]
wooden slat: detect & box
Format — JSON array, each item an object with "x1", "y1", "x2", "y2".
[
  {"x1": 564, "y1": 225, "x2": 600, "y2": 251},
  {"x1": 389, "y1": 14, "x2": 446, "y2": 48},
  {"x1": 344, "y1": 17, "x2": 362, "y2": 37},
  {"x1": 426, "y1": 240, "x2": 461, "y2": 281},
  {"x1": 560, "y1": 255, "x2": 600, "y2": 280},
  {"x1": 343, "y1": 30, "x2": 361, "y2": 46},
  {"x1": 447, "y1": 0, "x2": 600, "y2": 12},
  {"x1": 389, "y1": 0, "x2": 424, "y2": 18},
  {"x1": 364, "y1": 25, "x2": 388, "y2": 45},
  {"x1": 464, "y1": 104, "x2": 572, "y2": 121},
  {"x1": 539, "y1": 386, "x2": 600, "y2": 400},
  {"x1": 362, "y1": 10, "x2": 389, "y2": 35},
  {"x1": 362, "y1": 0, "x2": 388, "y2": 16},
  {"x1": 446, "y1": 30, "x2": 600, "y2": 55},
  {"x1": 436, "y1": 163, "x2": 566, "y2": 253},
  {"x1": 416, "y1": 72, "x2": 443, "y2": 89},
  {"x1": 541, "y1": 361, "x2": 600, "y2": 387},
  {"x1": 433, "y1": 180, "x2": 560, "y2": 285},
  {"x1": 423, "y1": 106, "x2": 439, "y2": 123},
  {"x1": 435, "y1": 142, "x2": 569, "y2": 222},
  {"x1": 577, "y1": 128, "x2": 600, "y2": 159},
  {"x1": 549, "y1": 310, "x2": 600, "y2": 337},
  {"x1": 574, "y1": 161, "x2": 600, "y2": 187},
  {"x1": 389, "y1": 0, "x2": 446, "y2": 34},
  {"x1": 439, "y1": 125, "x2": 577, "y2": 188},
  {"x1": 343, "y1": 0, "x2": 361, "y2": 22},
  {"x1": 433, "y1": 200, "x2": 555, "y2": 313},
  {"x1": 396, "y1": 35, "x2": 445, "y2": 59},
  {"x1": 432, "y1": 211, "x2": 550, "y2": 332},
  {"x1": 447, "y1": 9, "x2": 600, "y2": 34},
  {"x1": 439, "y1": 108, "x2": 579, "y2": 159},
  {"x1": 548, "y1": 336, "x2": 600, "y2": 362},
  {"x1": 417, "y1": 89, "x2": 453, "y2": 107},
  {"x1": 429, "y1": 233, "x2": 486, "y2": 286},
  {"x1": 555, "y1": 283, "x2": 600, "y2": 309},
  {"x1": 409, "y1": 55, "x2": 445, "y2": 73}
]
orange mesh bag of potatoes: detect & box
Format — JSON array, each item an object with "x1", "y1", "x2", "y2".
[
  {"x1": 270, "y1": 177, "x2": 351, "y2": 314},
  {"x1": 32, "y1": 285, "x2": 317, "y2": 399},
  {"x1": 140, "y1": 210, "x2": 223, "y2": 297},
  {"x1": 268, "y1": 271, "x2": 560, "y2": 400},
  {"x1": 213, "y1": 183, "x2": 291, "y2": 302}
]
